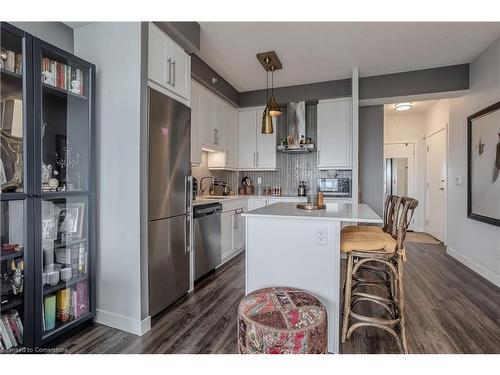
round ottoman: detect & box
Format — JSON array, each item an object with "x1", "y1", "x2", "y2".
[{"x1": 237, "y1": 287, "x2": 328, "y2": 354}]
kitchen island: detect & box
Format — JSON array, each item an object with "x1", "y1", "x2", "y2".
[{"x1": 242, "y1": 202, "x2": 382, "y2": 353}]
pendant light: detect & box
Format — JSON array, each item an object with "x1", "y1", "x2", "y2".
[
  {"x1": 261, "y1": 58, "x2": 273, "y2": 134},
  {"x1": 267, "y1": 65, "x2": 281, "y2": 117}
]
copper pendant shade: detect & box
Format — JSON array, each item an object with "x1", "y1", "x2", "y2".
[
  {"x1": 261, "y1": 106, "x2": 273, "y2": 134},
  {"x1": 257, "y1": 51, "x2": 283, "y2": 134},
  {"x1": 267, "y1": 67, "x2": 282, "y2": 117}
]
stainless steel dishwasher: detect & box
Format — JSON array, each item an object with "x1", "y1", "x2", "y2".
[{"x1": 193, "y1": 202, "x2": 222, "y2": 281}]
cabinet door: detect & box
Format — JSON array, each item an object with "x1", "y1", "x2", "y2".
[
  {"x1": 224, "y1": 104, "x2": 238, "y2": 169},
  {"x1": 248, "y1": 197, "x2": 268, "y2": 210},
  {"x1": 317, "y1": 98, "x2": 352, "y2": 169},
  {"x1": 170, "y1": 42, "x2": 190, "y2": 101},
  {"x1": 190, "y1": 80, "x2": 202, "y2": 165},
  {"x1": 213, "y1": 97, "x2": 224, "y2": 150},
  {"x1": 148, "y1": 23, "x2": 169, "y2": 88},
  {"x1": 221, "y1": 211, "x2": 233, "y2": 260},
  {"x1": 233, "y1": 209, "x2": 245, "y2": 252},
  {"x1": 238, "y1": 109, "x2": 257, "y2": 169},
  {"x1": 256, "y1": 115, "x2": 277, "y2": 170},
  {"x1": 201, "y1": 88, "x2": 215, "y2": 147}
]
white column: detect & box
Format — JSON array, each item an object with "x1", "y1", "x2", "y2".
[{"x1": 351, "y1": 67, "x2": 359, "y2": 206}]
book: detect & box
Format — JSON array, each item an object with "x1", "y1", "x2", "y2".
[
  {"x1": 1, "y1": 315, "x2": 17, "y2": 347},
  {"x1": 7, "y1": 313, "x2": 22, "y2": 345},
  {"x1": 9, "y1": 310, "x2": 23, "y2": 338},
  {"x1": 56, "y1": 288, "x2": 71, "y2": 322},
  {"x1": 0, "y1": 318, "x2": 13, "y2": 349},
  {"x1": 76, "y1": 281, "x2": 89, "y2": 317},
  {"x1": 72, "y1": 290, "x2": 78, "y2": 319},
  {"x1": 44, "y1": 294, "x2": 56, "y2": 330}
]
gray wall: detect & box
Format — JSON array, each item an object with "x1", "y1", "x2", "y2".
[
  {"x1": 447, "y1": 37, "x2": 500, "y2": 286},
  {"x1": 74, "y1": 22, "x2": 148, "y2": 334},
  {"x1": 359, "y1": 105, "x2": 384, "y2": 217},
  {"x1": 11, "y1": 22, "x2": 74, "y2": 53}
]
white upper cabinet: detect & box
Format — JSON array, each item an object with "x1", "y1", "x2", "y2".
[
  {"x1": 224, "y1": 103, "x2": 239, "y2": 169},
  {"x1": 238, "y1": 109, "x2": 257, "y2": 170},
  {"x1": 201, "y1": 89, "x2": 215, "y2": 148},
  {"x1": 317, "y1": 97, "x2": 352, "y2": 169},
  {"x1": 148, "y1": 23, "x2": 191, "y2": 103},
  {"x1": 190, "y1": 80, "x2": 202, "y2": 165},
  {"x1": 238, "y1": 107, "x2": 276, "y2": 170},
  {"x1": 209, "y1": 101, "x2": 239, "y2": 170}
]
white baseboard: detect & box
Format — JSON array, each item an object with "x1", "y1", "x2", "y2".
[
  {"x1": 219, "y1": 247, "x2": 245, "y2": 266},
  {"x1": 446, "y1": 247, "x2": 500, "y2": 288},
  {"x1": 96, "y1": 309, "x2": 151, "y2": 336}
]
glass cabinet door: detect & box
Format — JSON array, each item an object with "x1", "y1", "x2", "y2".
[
  {"x1": 1, "y1": 24, "x2": 30, "y2": 353},
  {"x1": 35, "y1": 40, "x2": 93, "y2": 344},
  {"x1": 1, "y1": 27, "x2": 25, "y2": 194},
  {"x1": 40, "y1": 196, "x2": 90, "y2": 338},
  {"x1": 0, "y1": 200, "x2": 26, "y2": 352},
  {"x1": 39, "y1": 46, "x2": 90, "y2": 194}
]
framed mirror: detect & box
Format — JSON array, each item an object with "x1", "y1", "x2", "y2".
[{"x1": 467, "y1": 100, "x2": 500, "y2": 227}]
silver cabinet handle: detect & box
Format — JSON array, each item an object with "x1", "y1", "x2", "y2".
[
  {"x1": 172, "y1": 60, "x2": 176, "y2": 87},
  {"x1": 213, "y1": 128, "x2": 218, "y2": 145},
  {"x1": 256, "y1": 152, "x2": 259, "y2": 167},
  {"x1": 253, "y1": 152, "x2": 256, "y2": 166},
  {"x1": 167, "y1": 58, "x2": 172, "y2": 85},
  {"x1": 234, "y1": 213, "x2": 238, "y2": 229}
]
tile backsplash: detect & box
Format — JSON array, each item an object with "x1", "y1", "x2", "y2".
[{"x1": 192, "y1": 104, "x2": 351, "y2": 197}]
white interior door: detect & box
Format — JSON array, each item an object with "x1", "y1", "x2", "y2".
[{"x1": 426, "y1": 129, "x2": 447, "y2": 242}]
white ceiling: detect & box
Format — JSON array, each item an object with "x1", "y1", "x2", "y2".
[
  {"x1": 384, "y1": 100, "x2": 437, "y2": 115},
  {"x1": 198, "y1": 22, "x2": 500, "y2": 92}
]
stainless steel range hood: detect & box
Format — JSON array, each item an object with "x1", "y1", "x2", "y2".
[{"x1": 277, "y1": 101, "x2": 315, "y2": 153}]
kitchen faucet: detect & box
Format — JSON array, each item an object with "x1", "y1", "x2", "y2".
[{"x1": 200, "y1": 176, "x2": 215, "y2": 196}]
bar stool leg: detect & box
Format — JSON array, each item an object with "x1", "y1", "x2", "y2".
[
  {"x1": 341, "y1": 253, "x2": 354, "y2": 343},
  {"x1": 397, "y1": 258, "x2": 409, "y2": 353}
]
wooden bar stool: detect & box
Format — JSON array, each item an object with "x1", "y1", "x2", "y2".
[
  {"x1": 340, "y1": 197, "x2": 418, "y2": 353},
  {"x1": 341, "y1": 195, "x2": 399, "y2": 235}
]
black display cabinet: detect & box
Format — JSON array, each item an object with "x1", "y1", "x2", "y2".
[{"x1": 1, "y1": 22, "x2": 95, "y2": 352}]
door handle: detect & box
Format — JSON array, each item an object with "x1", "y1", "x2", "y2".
[
  {"x1": 185, "y1": 215, "x2": 191, "y2": 254},
  {"x1": 167, "y1": 58, "x2": 172, "y2": 85},
  {"x1": 172, "y1": 60, "x2": 176, "y2": 87},
  {"x1": 186, "y1": 175, "x2": 193, "y2": 212}
]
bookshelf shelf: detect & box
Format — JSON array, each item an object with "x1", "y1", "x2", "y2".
[
  {"x1": 1, "y1": 295, "x2": 23, "y2": 310},
  {"x1": 0, "y1": 67, "x2": 22, "y2": 79},
  {"x1": 0, "y1": 251, "x2": 24, "y2": 261},
  {"x1": 42, "y1": 82, "x2": 87, "y2": 100},
  {"x1": 42, "y1": 312, "x2": 93, "y2": 341},
  {"x1": 43, "y1": 274, "x2": 88, "y2": 295}
]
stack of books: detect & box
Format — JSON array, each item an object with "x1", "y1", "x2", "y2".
[
  {"x1": 0, "y1": 309, "x2": 23, "y2": 351},
  {"x1": 41, "y1": 57, "x2": 84, "y2": 96}
]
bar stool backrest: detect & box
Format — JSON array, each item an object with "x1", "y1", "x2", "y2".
[
  {"x1": 384, "y1": 195, "x2": 402, "y2": 235},
  {"x1": 393, "y1": 197, "x2": 419, "y2": 248}
]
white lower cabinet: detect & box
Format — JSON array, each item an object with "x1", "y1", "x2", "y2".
[
  {"x1": 220, "y1": 199, "x2": 248, "y2": 265},
  {"x1": 221, "y1": 211, "x2": 233, "y2": 261}
]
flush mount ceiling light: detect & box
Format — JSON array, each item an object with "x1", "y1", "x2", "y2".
[
  {"x1": 257, "y1": 51, "x2": 283, "y2": 134},
  {"x1": 395, "y1": 102, "x2": 412, "y2": 111}
]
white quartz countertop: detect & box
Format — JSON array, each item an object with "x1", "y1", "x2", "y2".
[
  {"x1": 193, "y1": 195, "x2": 245, "y2": 206},
  {"x1": 192, "y1": 195, "x2": 309, "y2": 206},
  {"x1": 242, "y1": 202, "x2": 383, "y2": 223}
]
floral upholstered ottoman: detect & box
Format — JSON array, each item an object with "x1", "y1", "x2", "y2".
[{"x1": 237, "y1": 287, "x2": 328, "y2": 354}]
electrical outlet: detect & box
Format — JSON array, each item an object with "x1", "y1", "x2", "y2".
[{"x1": 315, "y1": 226, "x2": 328, "y2": 246}]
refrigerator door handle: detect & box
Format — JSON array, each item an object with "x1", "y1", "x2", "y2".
[
  {"x1": 186, "y1": 175, "x2": 193, "y2": 213},
  {"x1": 185, "y1": 215, "x2": 191, "y2": 254}
]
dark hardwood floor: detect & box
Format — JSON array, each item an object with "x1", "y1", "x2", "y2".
[{"x1": 56, "y1": 242, "x2": 500, "y2": 354}]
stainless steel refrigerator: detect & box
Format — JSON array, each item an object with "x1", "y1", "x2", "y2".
[{"x1": 148, "y1": 88, "x2": 192, "y2": 317}]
